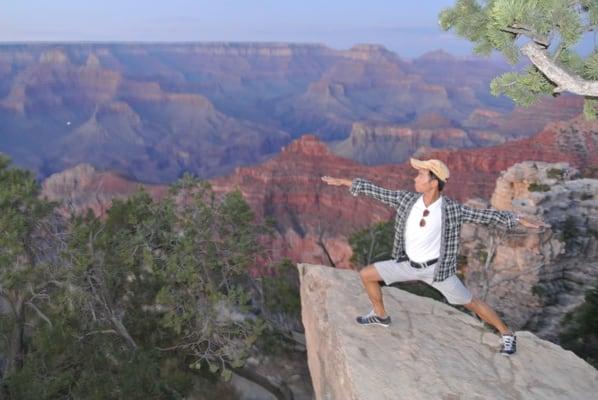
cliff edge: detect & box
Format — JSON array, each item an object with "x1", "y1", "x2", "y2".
[{"x1": 298, "y1": 264, "x2": 598, "y2": 400}]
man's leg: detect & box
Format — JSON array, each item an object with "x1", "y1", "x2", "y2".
[
  {"x1": 464, "y1": 298, "x2": 517, "y2": 355},
  {"x1": 430, "y1": 274, "x2": 511, "y2": 335},
  {"x1": 359, "y1": 265, "x2": 387, "y2": 317},
  {"x1": 463, "y1": 298, "x2": 510, "y2": 335},
  {"x1": 426, "y1": 271, "x2": 517, "y2": 354}
]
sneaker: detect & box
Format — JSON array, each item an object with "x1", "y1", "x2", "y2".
[
  {"x1": 356, "y1": 310, "x2": 391, "y2": 327},
  {"x1": 500, "y1": 333, "x2": 517, "y2": 355}
]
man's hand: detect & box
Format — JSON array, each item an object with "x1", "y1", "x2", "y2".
[
  {"x1": 518, "y1": 215, "x2": 550, "y2": 230},
  {"x1": 321, "y1": 176, "x2": 352, "y2": 187}
]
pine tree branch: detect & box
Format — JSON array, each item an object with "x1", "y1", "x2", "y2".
[
  {"x1": 76, "y1": 329, "x2": 119, "y2": 340},
  {"x1": 316, "y1": 224, "x2": 337, "y2": 268},
  {"x1": 26, "y1": 301, "x2": 52, "y2": 326},
  {"x1": 500, "y1": 25, "x2": 550, "y2": 47},
  {"x1": 110, "y1": 316, "x2": 138, "y2": 350},
  {"x1": 521, "y1": 42, "x2": 598, "y2": 96}
]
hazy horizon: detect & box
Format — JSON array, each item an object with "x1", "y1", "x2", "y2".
[
  {"x1": 1, "y1": 0, "x2": 478, "y2": 58},
  {"x1": 0, "y1": 40, "x2": 494, "y2": 62}
]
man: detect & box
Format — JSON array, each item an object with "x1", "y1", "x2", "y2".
[{"x1": 322, "y1": 158, "x2": 547, "y2": 355}]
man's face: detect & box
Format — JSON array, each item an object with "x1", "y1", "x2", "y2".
[{"x1": 413, "y1": 168, "x2": 437, "y2": 193}]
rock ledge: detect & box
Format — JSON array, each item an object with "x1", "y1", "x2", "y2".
[{"x1": 299, "y1": 264, "x2": 598, "y2": 400}]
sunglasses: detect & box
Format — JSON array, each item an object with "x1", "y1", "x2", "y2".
[{"x1": 419, "y1": 209, "x2": 430, "y2": 227}]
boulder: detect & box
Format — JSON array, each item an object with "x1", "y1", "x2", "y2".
[{"x1": 299, "y1": 263, "x2": 598, "y2": 400}]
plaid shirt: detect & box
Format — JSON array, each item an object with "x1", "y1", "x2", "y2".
[{"x1": 350, "y1": 178, "x2": 518, "y2": 282}]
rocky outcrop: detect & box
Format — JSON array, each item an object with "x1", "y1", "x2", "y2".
[
  {"x1": 299, "y1": 263, "x2": 598, "y2": 400},
  {"x1": 331, "y1": 122, "x2": 472, "y2": 165},
  {"x1": 461, "y1": 161, "x2": 598, "y2": 340},
  {"x1": 41, "y1": 164, "x2": 168, "y2": 216}
]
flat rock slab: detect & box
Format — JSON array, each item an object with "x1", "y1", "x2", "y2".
[{"x1": 298, "y1": 264, "x2": 598, "y2": 400}]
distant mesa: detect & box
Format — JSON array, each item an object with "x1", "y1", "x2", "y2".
[
  {"x1": 39, "y1": 48, "x2": 69, "y2": 64},
  {"x1": 415, "y1": 49, "x2": 456, "y2": 61}
]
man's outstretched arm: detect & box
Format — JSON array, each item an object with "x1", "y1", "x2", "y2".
[
  {"x1": 460, "y1": 205, "x2": 549, "y2": 230},
  {"x1": 321, "y1": 176, "x2": 404, "y2": 208}
]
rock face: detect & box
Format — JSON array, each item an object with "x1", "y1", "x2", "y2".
[
  {"x1": 299, "y1": 263, "x2": 598, "y2": 400},
  {"x1": 41, "y1": 164, "x2": 168, "y2": 216},
  {"x1": 424, "y1": 115, "x2": 598, "y2": 200},
  {"x1": 330, "y1": 96, "x2": 584, "y2": 166},
  {"x1": 330, "y1": 121, "x2": 473, "y2": 165},
  {"x1": 461, "y1": 161, "x2": 598, "y2": 340},
  {"x1": 211, "y1": 135, "x2": 407, "y2": 268}
]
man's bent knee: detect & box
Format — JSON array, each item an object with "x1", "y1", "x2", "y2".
[
  {"x1": 463, "y1": 297, "x2": 480, "y2": 309},
  {"x1": 359, "y1": 265, "x2": 382, "y2": 283}
]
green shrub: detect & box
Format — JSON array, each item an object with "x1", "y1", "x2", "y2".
[
  {"x1": 532, "y1": 284, "x2": 547, "y2": 299},
  {"x1": 581, "y1": 192, "x2": 594, "y2": 200},
  {"x1": 561, "y1": 216, "x2": 579, "y2": 242},
  {"x1": 560, "y1": 283, "x2": 598, "y2": 368},
  {"x1": 528, "y1": 183, "x2": 551, "y2": 192},
  {"x1": 262, "y1": 259, "x2": 300, "y2": 318},
  {"x1": 349, "y1": 220, "x2": 395, "y2": 266},
  {"x1": 546, "y1": 168, "x2": 564, "y2": 180}
]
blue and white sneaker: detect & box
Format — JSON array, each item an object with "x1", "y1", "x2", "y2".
[
  {"x1": 500, "y1": 333, "x2": 517, "y2": 355},
  {"x1": 356, "y1": 310, "x2": 391, "y2": 327}
]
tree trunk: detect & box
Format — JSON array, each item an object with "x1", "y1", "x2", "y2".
[
  {"x1": 5, "y1": 297, "x2": 25, "y2": 377},
  {"x1": 521, "y1": 42, "x2": 598, "y2": 97},
  {"x1": 110, "y1": 316, "x2": 138, "y2": 351}
]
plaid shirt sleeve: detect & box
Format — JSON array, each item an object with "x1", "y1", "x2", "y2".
[
  {"x1": 460, "y1": 204, "x2": 518, "y2": 230},
  {"x1": 349, "y1": 178, "x2": 407, "y2": 208}
]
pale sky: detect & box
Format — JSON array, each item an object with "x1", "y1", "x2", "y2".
[{"x1": 0, "y1": 0, "x2": 476, "y2": 57}]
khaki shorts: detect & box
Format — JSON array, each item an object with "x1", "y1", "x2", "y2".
[{"x1": 374, "y1": 259, "x2": 473, "y2": 305}]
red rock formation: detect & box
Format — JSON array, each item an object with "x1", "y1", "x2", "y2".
[
  {"x1": 41, "y1": 164, "x2": 168, "y2": 217},
  {"x1": 425, "y1": 115, "x2": 598, "y2": 200},
  {"x1": 211, "y1": 135, "x2": 409, "y2": 268}
]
